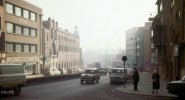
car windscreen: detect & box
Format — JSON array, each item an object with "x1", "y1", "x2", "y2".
[
  {"x1": 110, "y1": 69, "x2": 123, "y2": 73},
  {"x1": 84, "y1": 70, "x2": 95, "y2": 74}
]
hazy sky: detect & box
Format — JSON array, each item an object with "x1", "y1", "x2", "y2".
[{"x1": 26, "y1": 0, "x2": 156, "y2": 51}]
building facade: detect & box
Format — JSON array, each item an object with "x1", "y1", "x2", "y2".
[
  {"x1": 43, "y1": 18, "x2": 83, "y2": 74},
  {"x1": 0, "y1": 0, "x2": 42, "y2": 75},
  {"x1": 126, "y1": 27, "x2": 139, "y2": 67},
  {"x1": 152, "y1": 0, "x2": 185, "y2": 80}
]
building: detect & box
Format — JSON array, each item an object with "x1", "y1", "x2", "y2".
[
  {"x1": 43, "y1": 18, "x2": 83, "y2": 74},
  {"x1": 0, "y1": 0, "x2": 42, "y2": 75},
  {"x1": 152, "y1": 0, "x2": 185, "y2": 80},
  {"x1": 126, "y1": 27, "x2": 139, "y2": 67},
  {"x1": 126, "y1": 22, "x2": 152, "y2": 70},
  {"x1": 136, "y1": 22, "x2": 152, "y2": 71}
]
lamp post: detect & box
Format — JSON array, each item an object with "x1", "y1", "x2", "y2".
[{"x1": 131, "y1": 38, "x2": 137, "y2": 68}]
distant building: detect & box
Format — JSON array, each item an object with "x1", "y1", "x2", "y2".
[
  {"x1": 135, "y1": 22, "x2": 152, "y2": 71},
  {"x1": 0, "y1": 0, "x2": 42, "y2": 75},
  {"x1": 43, "y1": 18, "x2": 83, "y2": 74},
  {"x1": 126, "y1": 27, "x2": 139, "y2": 67},
  {"x1": 126, "y1": 22, "x2": 152, "y2": 70}
]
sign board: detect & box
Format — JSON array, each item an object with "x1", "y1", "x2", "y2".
[{"x1": 122, "y1": 56, "x2": 127, "y2": 62}]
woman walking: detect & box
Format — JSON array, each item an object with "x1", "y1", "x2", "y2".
[{"x1": 152, "y1": 70, "x2": 160, "y2": 94}]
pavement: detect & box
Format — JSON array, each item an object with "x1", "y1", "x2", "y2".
[
  {"x1": 114, "y1": 72, "x2": 178, "y2": 97},
  {"x1": 26, "y1": 74, "x2": 44, "y2": 79}
]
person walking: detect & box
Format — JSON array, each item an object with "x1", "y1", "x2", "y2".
[
  {"x1": 132, "y1": 67, "x2": 140, "y2": 91},
  {"x1": 152, "y1": 70, "x2": 160, "y2": 94}
]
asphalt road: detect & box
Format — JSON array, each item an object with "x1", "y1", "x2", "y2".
[{"x1": 0, "y1": 76, "x2": 179, "y2": 100}]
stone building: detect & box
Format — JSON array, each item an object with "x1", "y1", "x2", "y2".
[
  {"x1": 152, "y1": 0, "x2": 185, "y2": 80},
  {"x1": 0, "y1": 0, "x2": 43, "y2": 75},
  {"x1": 43, "y1": 18, "x2": 83, "y2": 74}
]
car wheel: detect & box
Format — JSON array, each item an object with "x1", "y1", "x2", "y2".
[
  {"x1": 14, "y1": 86, "x2": 21, "y2": 96},
  {"x1": 81, "y1": 80, "x2": 83, "y2": 84}
]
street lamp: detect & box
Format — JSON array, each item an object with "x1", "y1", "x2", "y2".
[{"x1": 131, "y1": 38, "x2": 137, "y2": 68}]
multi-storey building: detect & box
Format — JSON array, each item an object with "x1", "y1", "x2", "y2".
[
  {"x1": 152, "y1": 0, "x2": 185, "y2": 80},
  {"x1": 126, "y1": 27, "x2": 139, "y2": 67},
  {"x1": 0, "y1": 0, "x2": 42, "y2": 75},
  {"x1": 136, "y1": 22, "x2": 152, "y2": 71},
  {"x1": 43, "y1": 18, "x2": 83, "y2": 74}
]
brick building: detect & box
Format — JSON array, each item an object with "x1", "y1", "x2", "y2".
[
  {"x1": 152, "y1": 0, "x2": 185, "y2": 80},
  {"x1": 0, "y1": 0, "x2": 42, "y2": 75}
]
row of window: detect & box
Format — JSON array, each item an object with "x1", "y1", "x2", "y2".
[
  {"x1": 59, "y1": 61, "x2": 80, "y2": 68},
  {"x1": 6, "y1": 3, "x2": 37, "y2": 21},
  {"x1": 6, "y1": 43, "x2": 37, "y2": 53},
  {"x1": 58, "y1": 45, "x2": 80, "y2": 52},
  {"x1": 7, "y1": 22, "x2": 37, "y2": 37}
]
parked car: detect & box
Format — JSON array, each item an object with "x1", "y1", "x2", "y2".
[
  {"x1": 166, "y1": 75, "x2": 185, "y2": 97},
  {"x1": 80, "y1": 68, "x2": 100, "y2": 84},
  {"x1": 126, "y1": 68, "x2": 133, "y2": 80},
  {"x1": 0, "y1": 64, "x2": 26, "y2": 95},
  {"x1": 109, "y1": 68, "x2": 127, "y2": 84}
]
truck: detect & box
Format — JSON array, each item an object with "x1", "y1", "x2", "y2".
[{"x1": 0, "y1": 64, "x2": 26, "y2": 95}]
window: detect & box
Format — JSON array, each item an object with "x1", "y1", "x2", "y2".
[
  {"x1": 159, "y1": 2, "x2": 163, "y2": 12},
  {"x1": 6, "y1": 23, "x2": 14, "y2": 33},
  {"x1": 30, "y1": 29, "x2": 36, "y2": 37},
  {"x1": 15, "y1": 44, "x2": 22, "y2": 52},
  {"x1": 23, "y1": 27, "x2": 30, "y2": 36},
  {"x1": 6, "y1": 3, "x2": 13, "y2": 14},
  {"x1": 7, "y1": 43, "x2": 14, "y2": 52},
  {"x1": 15, "y1": 7, "x2": 22, "y2": 17},
  {"x1": 30, "y1": 12, "x2": 36, "y2": 21},
  {"x1": 170, "y1": 0, "x2": 174, "y2": 8},
  {"x1": 23, "y1": 44, "x2": 29, "y2": 52},
  {"x1": 15, "y1": 25, "x2": 22, "y2": 34},
  {"x1": 176, "y1": 10, "x2": 181, "y2": 20},
  {"x1": 23, "y1": 9, "x2": 29, "y2": 19},
  {"x1": 31, "y1": 45, "x2": 36, "y2": 53}
]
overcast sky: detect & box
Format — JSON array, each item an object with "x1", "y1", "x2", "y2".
[{"x1": 26, "y1": 0, "x2": 156, "y2": 52}]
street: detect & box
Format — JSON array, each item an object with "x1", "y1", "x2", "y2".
[{"x1": 0, "y1": 76, "x2": 179, "y2": 100}]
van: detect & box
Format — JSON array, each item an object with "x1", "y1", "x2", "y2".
[{"x1": 0, "y1": 64, "x2": 26, "y2": 95}]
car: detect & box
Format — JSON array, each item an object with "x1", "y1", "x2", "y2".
[
  {"x1": 109, "y1": 68, "x2": 127, "y2": 84},
  {"x1": 0, "y1": 64, "x2": 26, "y2": 95},
  {"x1": 166, "y1": 75, "x2": 185, "y2": 97},
  {"x1": 80, "y1": 68, "x2": 100, "y2": 84}
]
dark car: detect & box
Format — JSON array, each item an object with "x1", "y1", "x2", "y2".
[
  {"x1": 80, "y1": 68, "x2": 100, "y2": 84},
  {"x1": 166, "y1": 76, "x2": 185, "y2": 97}
]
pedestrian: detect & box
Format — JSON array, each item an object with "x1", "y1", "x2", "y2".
[
  {"x1": 152, "y1": 70, "x2": 160, "y2": 94},
  {"x1": 132, "y1": 67, "x2": 140, "y2": 91}
]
